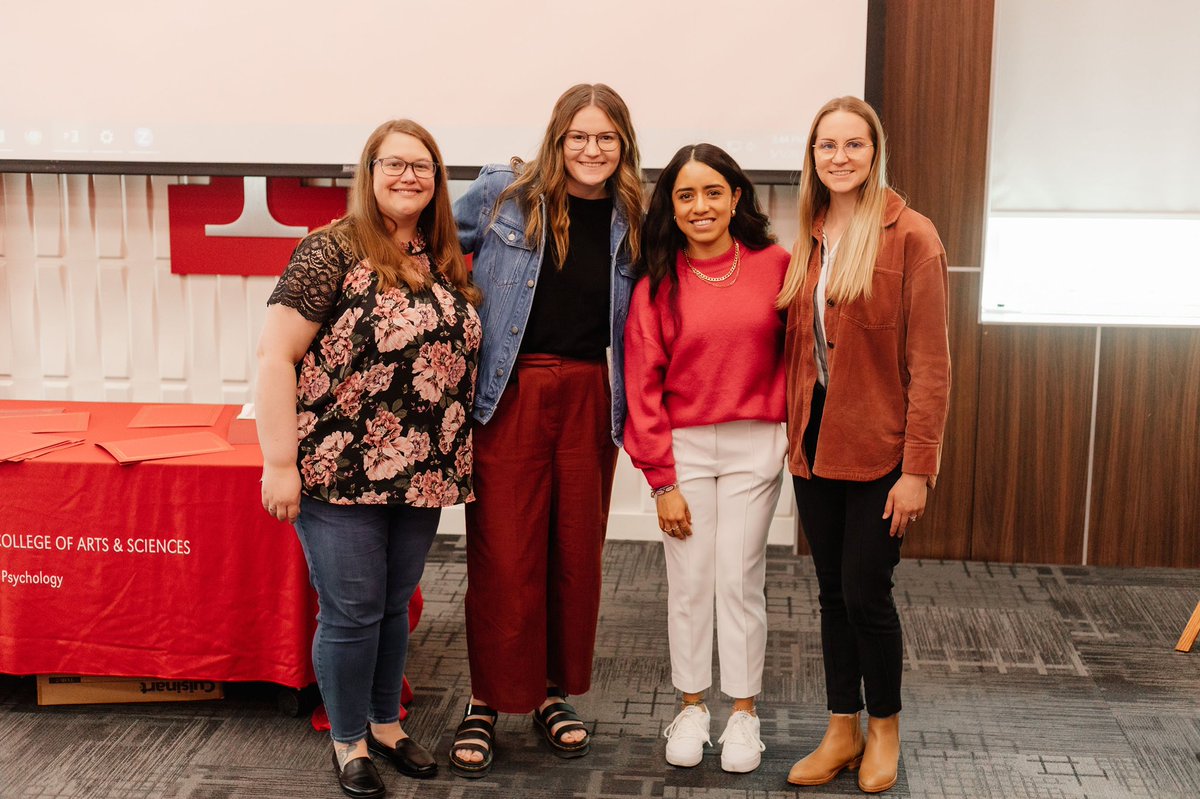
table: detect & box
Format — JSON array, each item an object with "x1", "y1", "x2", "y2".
[{"x1": 0, "y1": 401, "x2": 319, "y2": 688}]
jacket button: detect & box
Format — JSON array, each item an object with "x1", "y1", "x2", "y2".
[
  {"x1": 507, "y1": 232, "x2": 516, "y2": 241},
  {"x1": 828, "y1": 341, "x2": 835, "y2": 349},
  {"x1": 827, "y1": 298, "x2": 835, "y2": 307},
  {"x1": 526, "y1": 279, "x2": 535, "y2": 288},
  {"x1": 510, "y1": 326, "x2": 519, "y2": 334},
  {"x1": 495, "y1": 368, "x2": 503, "y2": 376}
]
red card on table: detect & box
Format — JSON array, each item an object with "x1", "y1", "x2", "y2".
[
  {"x1": 0, "y1": 432, "x2": 80, "y2": 461},
  {"x1": 0, "y1": 407, "x2": 65, "y2": 417},
  {"x1": 0, "y1": 412, "x2": 90, "y2": 433},
  {"x1": 225, "y1": 417, "x2": 259, "y2": 445},
  {"x1": 96, "y1": 432, "x2": 234, "y2": 464},
  {"x1": 128, "y1": 404, "x2": 223, "y2": 428},
  {"x1": 7, "y1": 438, "x2": 85, "y2": 461}
]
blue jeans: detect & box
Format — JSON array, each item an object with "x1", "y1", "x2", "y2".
[{"x1": 294, "y1": 496, "x2": 440, "y2": 743}]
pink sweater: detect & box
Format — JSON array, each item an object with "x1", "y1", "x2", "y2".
[{"x1": 624, "y1": 241, "x2": 790, "y2": 488}]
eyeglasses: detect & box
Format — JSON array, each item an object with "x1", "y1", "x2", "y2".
[
  {"x1": 813, "y1": 139, "x2": 874, "y2": 159},
  {"x1": 372, "y1": 157, "x2": 437, "y2": 178},
  {"x1": 563, "y1": 130, "x2": 621, "y2": 152}
]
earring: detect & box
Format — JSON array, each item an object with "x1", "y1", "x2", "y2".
[{"x1": 731, "y1": 207, "x2": 737, "y2": 217}]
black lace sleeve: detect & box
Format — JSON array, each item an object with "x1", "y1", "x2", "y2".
[{"x1": 267, "y1": 231, "x2": 355, "y2": 323}]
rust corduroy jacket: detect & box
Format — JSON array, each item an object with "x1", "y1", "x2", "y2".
[{"x1": 784, "y1": 189, "x2": 951, "y2": 484}]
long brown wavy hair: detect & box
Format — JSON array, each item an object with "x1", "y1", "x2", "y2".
[
  {"x1": 323, "y1": 119, "x2": 480, "y2": 305},
  {"x1": 496, "y1": 83, "x2": 643, "y2": 266},
  {"x1": 776, "y1": 96, "x2": 890, "y2": 308}
]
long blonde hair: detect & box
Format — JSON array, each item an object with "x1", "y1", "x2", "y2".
[
  {"x1": 777, "y1": 96, "x2": 889, "y2": 308},
  {"x1": 324, "y1": 119, "x2": 480, "y2": 305},
  {"x1": 496, "y1": 83, "x2": 643, "y2": 266}
]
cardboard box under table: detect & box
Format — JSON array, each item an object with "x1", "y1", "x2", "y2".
[{"x1": 37, "y1": 675, "x2": 223, "y2": 706}]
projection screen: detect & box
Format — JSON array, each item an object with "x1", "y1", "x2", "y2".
[
  {"x1": 0, "y1": 0, "x2": 868, "y2": 175},
  {"x1": 982, "y1": 0, "x2": 1200, "y2": 326}
]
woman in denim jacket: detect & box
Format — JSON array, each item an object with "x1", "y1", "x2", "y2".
[{"x1": 448, "y1": 83, "x2": 644, "y2": 777}]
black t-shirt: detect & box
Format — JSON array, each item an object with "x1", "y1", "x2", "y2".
[{"x1": 519, "y1": 195, "x2": 612, "y2": 360}]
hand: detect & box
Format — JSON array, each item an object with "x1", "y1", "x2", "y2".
[
  {"x1": 261, "y1": 463, "x2": 302, "y2": 523},
  {"x1": 882, "y1": 472, "x2": 928, "y2": 537},
  {"x1": 656, "y1": 490, "x2": 692, "y2": 539}
]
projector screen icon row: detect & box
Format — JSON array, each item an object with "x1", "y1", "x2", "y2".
[{"x1": 9, "y1": 128, "x2": 155, "y2": 149}]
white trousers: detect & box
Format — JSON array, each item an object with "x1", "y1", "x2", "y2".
[{"x1": 664, "y1": 420, "x2": 786, "y2": 698}]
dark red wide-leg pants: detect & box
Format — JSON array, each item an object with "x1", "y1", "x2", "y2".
[{"x1": 465, "y1": 355, "x2": 619, "y2": 713}]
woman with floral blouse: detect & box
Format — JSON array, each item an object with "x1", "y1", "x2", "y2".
[{"x1": 256, "y1": 119, "x2": 481, "y2": 799}]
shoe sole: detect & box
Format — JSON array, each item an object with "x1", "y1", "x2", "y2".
[
  {"x1": 859, "y1": 775, "x2": 898, "y2": 793},
  {"x1": 448, "y1": 758, "x2": 492, "y2": 780},
  {"x1": 721, "y1": 757, "x2": 761, "y2": 773},
  {"x1": 542, "y1": 741, "x2": 590, "y2": 759},
  {"x1": 666, "y1": 753, "x2": 703, "y2": 768},
  {"x1": 786, "y1": 756, "x2": 862, "y2": 786}
]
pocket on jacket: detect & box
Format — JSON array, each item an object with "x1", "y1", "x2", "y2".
[
  {"x1": 482, "y1": 215, "x2": 536, "y2": 286},
  {"x1": 841, "y1": 268, "x2": 902, "y2": 330},
  {"x1": 615, "y1": 252, "x2": 635, "y2": 279},
  {"x1": 488, "y1": 215, "x2": 535, "y2": 251}
]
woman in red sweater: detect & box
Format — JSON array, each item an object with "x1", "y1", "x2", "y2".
[
  {"x1": 780, "y1": 97, "x2": 950, "y2": 794},
  {"x1": 624, "y1": 143, "x2": 790, "y2": 774}
]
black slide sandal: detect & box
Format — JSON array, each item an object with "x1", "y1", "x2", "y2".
[
  {"x1": 449, "y1": 702, "x2": 498, "y2": 779},
  {"x1": 532, "y1": 687, "x2": 591, "y2": 758}
]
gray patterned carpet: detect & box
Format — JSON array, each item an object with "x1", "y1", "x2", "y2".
[{"x1": 2, "y1": 538, "x2": 1198, "y2": 798}]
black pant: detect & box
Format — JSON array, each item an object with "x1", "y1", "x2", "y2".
[{"x1": 793, "y1": 382, "x2": 904, "y2": 717}]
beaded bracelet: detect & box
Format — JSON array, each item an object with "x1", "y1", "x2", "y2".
[{"x1": 650, "y1": 483, "x2": 677, "y2": 498}]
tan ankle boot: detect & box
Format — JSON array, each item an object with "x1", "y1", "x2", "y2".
[
  {"x1": 786, "y1": 712, "x2": 865, "y2": 786},
  {"x1": 857, "y1": 713, "x2": 900, "y2": 793}
]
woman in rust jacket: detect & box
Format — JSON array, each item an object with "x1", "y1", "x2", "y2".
[{"x1": 779, "y1": 96, "x2": 950, "y2": 794}]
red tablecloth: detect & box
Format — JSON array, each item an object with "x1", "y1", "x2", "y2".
[{"x1": 0, "y1": 401, "x2": 319, "y2": 688}]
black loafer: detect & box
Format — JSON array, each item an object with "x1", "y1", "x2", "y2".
[
  {"x1": 367, "y1": 731, "x2": 438, "y2": 779},
  {"x1": 331, "y1": 751, "x2": 386, "y2": 798}
]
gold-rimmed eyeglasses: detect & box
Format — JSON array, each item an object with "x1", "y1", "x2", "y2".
[
  {"x1": 563, "y1": 130, "x2": 621, "y2": 152},
  {"x1": 813, "y1": 139, "x2": 874, "y2": 159}
]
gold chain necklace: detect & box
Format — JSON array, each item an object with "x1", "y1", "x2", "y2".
[{"x1": 683, "y1": 240, "x2": 741, "y2": 284}]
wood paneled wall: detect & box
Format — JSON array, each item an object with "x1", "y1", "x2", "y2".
[
  {"x1": 870, "y1": 0, "x2": 1200, "y2": 568},
  {"x1": 1090, "y1": 328, "x2": 1200, "y2": 567},
  {"x1": 869, "y1": 0, "x2": 993, "y2": 561}
]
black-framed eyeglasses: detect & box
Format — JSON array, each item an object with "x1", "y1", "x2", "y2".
[
  {"x1": 372, "y1": 157, "x2": 438, "y2": 178},
  {"x1": 563, "y1": 130, "x2": 621, "y2": 152},
  {"x1": 812, "y1": 139, "x2": 873, "y2": 159}
]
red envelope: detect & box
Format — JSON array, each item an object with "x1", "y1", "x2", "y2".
[{"x1": 96, "y1": 432, "x2": 234, "y2": 464}]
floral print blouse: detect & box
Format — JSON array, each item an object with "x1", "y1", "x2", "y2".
[{"x1": 267, "y1": 229, "x2": 481, "y2": 507}]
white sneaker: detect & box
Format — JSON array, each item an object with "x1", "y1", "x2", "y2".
[
  {"x1": 718, "y1": 710, "x2": 766, "y2": 773},
  {"x1": 663, "y1": 704, "x2": 711, "y2": 767}
]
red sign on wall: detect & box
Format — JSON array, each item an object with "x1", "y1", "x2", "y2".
[{"x1": 167, "y1": 177, "x2": 348, "y2": 276}]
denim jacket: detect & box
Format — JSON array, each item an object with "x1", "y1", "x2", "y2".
[{"x1": 454, "y1": 164, "x2": 635, "y2": 444}]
